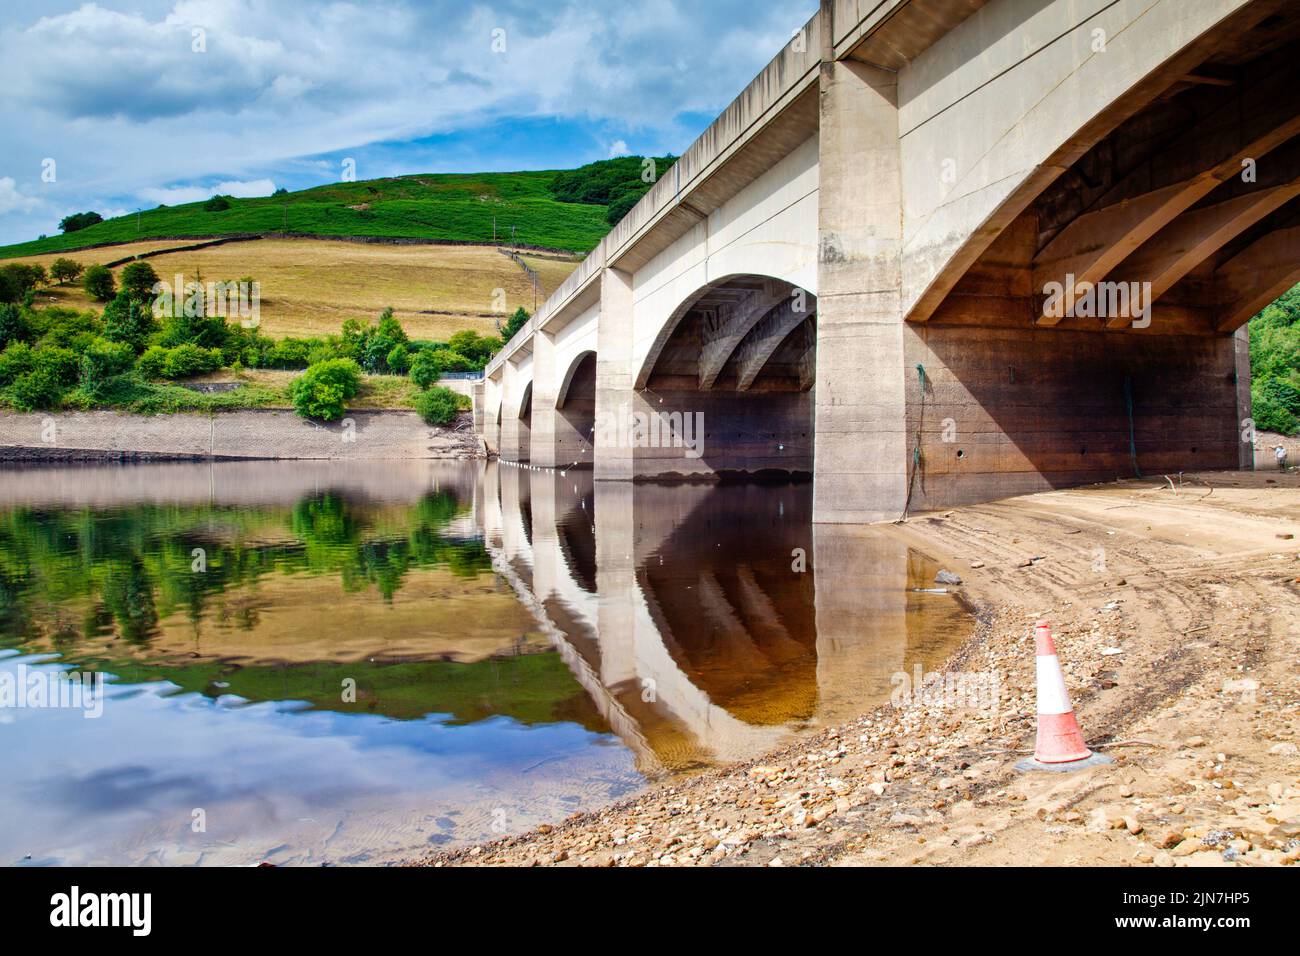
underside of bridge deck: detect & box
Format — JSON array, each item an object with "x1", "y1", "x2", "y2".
[{"x1": 901, "y1": 17, "x2": 1300, "y2": 510}]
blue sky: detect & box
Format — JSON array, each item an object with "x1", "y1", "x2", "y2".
[{"x1": 0, "y1": 0, "x2": 818, "y2": 245}]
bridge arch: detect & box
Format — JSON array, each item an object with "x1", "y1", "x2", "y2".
[
  {"x1": 890, "y1": 2, "x2": 1300, "y2": 509},
  {"x1": 630, "y1": 273, "x2": 817, "y2": 479}
]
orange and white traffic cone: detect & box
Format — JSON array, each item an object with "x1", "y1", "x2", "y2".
[{"x1": 1016, "y1": 620, "x2": 1113, "y2": 772}]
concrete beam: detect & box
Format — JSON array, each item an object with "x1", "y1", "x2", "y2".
[
  {"x1": 902, "y1": 0, "x2": 1285, "y2": 326},
  {"x1": 1215, "y1": 222, "x2": 1300, "y2": 331},
  {"x1": 1033, "y1": 85, "x2": 1300, "y2": 324},
  {"x1": 698, "y1": 281, "x2": 794, "y2": 389},
  {"x1": 1103, "y1": 179, "x2": 1300, "y2": 328},
  {"x1": 736, "y1": 303, "x2": 816, "y2": 391}
]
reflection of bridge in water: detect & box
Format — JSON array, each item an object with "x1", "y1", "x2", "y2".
[{"x1": 479, "y1": 462, "x2": 969, "y2": 776}]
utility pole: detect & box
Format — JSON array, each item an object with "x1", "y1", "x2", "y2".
[
  {"x1": 136, "y1": 208, "x2": 141, "y2": 232},
  {"x1": 493, "y1": 216, "x2": 497, "y2": 245}
]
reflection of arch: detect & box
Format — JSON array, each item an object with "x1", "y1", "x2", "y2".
[{"x1": 556, "y1": 351, "x2": 596, "y2": 409}]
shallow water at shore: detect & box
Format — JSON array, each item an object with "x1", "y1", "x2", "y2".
[{"x1": 0, "y1": 460, "x2": 970, "y2": 865}]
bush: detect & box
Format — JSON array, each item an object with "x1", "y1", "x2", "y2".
[
  {"x1": 413, "y1": 386, "x2": 461, "y2": 425},
  {"x1": 204, "y1": 195, "x2": 231, "y2": 212},
  {"x1": 137, "y1": 345, "x2": 169, "y2": 380},
  {"x1": 409, "y1": 349, "x2": 443, "y2": 389},
  {"x1": 120, "y1": 261, "x2": 161, "y2": 301},
  {"x1": 161, "y1": 343, "x2": 223, "y2": 379},
  {"x1": 0, "y1": 303, "x2": 29, "y2": 349},
  {"x1": 34, "y1": 345, "x2": 81, "y2": 388},
  {"x1": 291, "y1": 358, "x2": 360, "y2": 421},
  {"x1": 79, "y1": 338, "x2": 135, "y2": 393},
  {"x1": 50, "y1": 259, "x2": 84, "y2": 285},
  {"x1": 0, "y1": 342, "x2": 36, "y2": 386},
  {"x1": 264, "y1": 338, "x2": 312, "y2": 369},
  {"x1": 8, "y1": 367, "x2": 67, "y2": 411},
  {"x1": 83, "y1": 265, "x2": 116, "y2": 302},
  {"x1": 448, "y1": 329, "x2": 503, "y2": 366},
  {"x1": 59, "y1": 211, "x2": 103, "y2": 234},
  {"x1": 386, "y1": 344, "x2": 411, "y2": 375},
  {"x1": 1253, "y1": 386, "x2": 1299, "y2": 436}
]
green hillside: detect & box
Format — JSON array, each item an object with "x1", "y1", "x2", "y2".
[{"x1": 0, "y1": 170, "x2": 619, "y2": 260}]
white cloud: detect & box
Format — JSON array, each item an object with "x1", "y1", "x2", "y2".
[
  {"x1": 0, "y1": 178, "x2": 40, "y2": 216},
  {"x1": 138, "y1": 178, "x2": 277, "y2": 206},
  {"x1": 0, "y1": 0, "x2": 819, "y2": 243},
  {"x1": 608, "y1": 140, "x2": 631, "y2": 158}
]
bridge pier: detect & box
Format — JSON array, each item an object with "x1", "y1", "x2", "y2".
[
  {"x1": 528, "y1": 331, "x2": 562, "y2": 468},
  {"x1": 595, "y1": 266, "x2": 637, "y2": 481},
  {"x1": 499, "y1": 358, "x2": 531, "y2": 462},
  {"x1": 813, "y1": 59, "x2": 908, "y2": 524}
]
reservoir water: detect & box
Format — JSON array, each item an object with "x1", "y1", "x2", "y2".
[{"x1": 0, "y1": 460, "x2": 970, "y2": 865}]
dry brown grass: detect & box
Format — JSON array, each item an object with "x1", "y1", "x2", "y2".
[{"x1": 14, "y1": 238, "x2": 581, "y2": 341}]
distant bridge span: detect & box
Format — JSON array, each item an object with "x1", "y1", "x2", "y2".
[{"x1": 480, "y1": 0, "x2": 1300, "y2": 522}]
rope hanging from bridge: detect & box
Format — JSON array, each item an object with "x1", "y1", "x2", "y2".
[
  {"x1": 900, "y1": 363, "x2": 927, "y2": 522},
  {"x1": 1124, "y1": 374, "x2": 1142, "y2": 479}
]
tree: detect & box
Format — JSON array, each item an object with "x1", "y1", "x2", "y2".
[
  {"x1": 119, "y1": 261, "x2": 160, "y2": 301},
  {"x1": 78, "y1": 338, "x2": 135, "y2": 394},
  {"x1": 59, "y1": 211, "x2": 104, "y2": 234},
  {"x1": 102, "y1": 291, "x2": 156, "y2": 352},
  {"x1": 409, "y1": 349, "x2": 444, "y2": 389},
  {"x1": 386, "y1": 343, "x2": 411, "y2": 374},
  {"x1": 291, "y1": 358, "x2": 361, "y2": 421},
  {"x1": 448, "y1": 329, "x2": 503, "y2": 366},
  {"x1": 0, "y1": 303, "x2": 28, "y2": 349},
  {"x1": 498, "y1": 307, "x2": 530, "y2": 342},
  {"x1": 83, "y1": 264, "x2": 116, "y2": 302},
  {"x1": 50, "y1": 258, "x2": 84, "y2": 285},
  {"x1": 203, "y1": 195, "x2": 231, "y2": 212},
  {"x1": 0, "y1": 264, "x2": 44, "y2": 303}
]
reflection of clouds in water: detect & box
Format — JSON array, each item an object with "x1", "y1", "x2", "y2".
[{"x1": 0, "y1": 659, "x2": 637, "y2": 866}]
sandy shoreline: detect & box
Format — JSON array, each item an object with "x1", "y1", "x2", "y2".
[{"x1": 418, "y1": 471, "x2": 1300, "y2": 868}]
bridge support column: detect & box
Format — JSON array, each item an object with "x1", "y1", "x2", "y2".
[
  {"x1": 483, "y1": 375, "x2": 501, "y2": 454},
  {"x1": 1235, "y1": 326, "x2": 1255, "y2": 472},
  {"x1": 529, "y1": 331, "x2": 563, "y2": 468},
  {"x1": 499, "y1": 358, "x2": 530, "y2": 462},
  {"x1": 813, "y1": 57, "x2": 908, "y2": 524},
  {"x1": 595, "y1": 267, "x2": 636, "y2": 480}
]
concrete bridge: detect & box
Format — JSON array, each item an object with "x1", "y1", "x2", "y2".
[{"x1": 481, "y1": 0, "x2": 1300, "y2": 523}]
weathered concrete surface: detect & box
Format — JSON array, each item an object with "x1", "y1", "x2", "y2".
[
  {"x1": 814, "y1": 57, "x2": 908, "y2": 523},
  {"x1": 0, "y1": 410, "x2": 481, "y2": 461}
]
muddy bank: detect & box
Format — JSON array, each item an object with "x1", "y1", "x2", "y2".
[
  {"x1": 0, "y1": 409, "x2": 483, "y2": 461},
  {"x1": 419, "y1": 471, "x2": 1300, "y2": 868}
]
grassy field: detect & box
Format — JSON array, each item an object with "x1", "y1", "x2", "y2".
[
  {"x1": 17, "y1": 238, "x2": 580, "y2": 340},
  {"x1": 0, "y1": 170, "x2": 612, "y2": 260}
]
